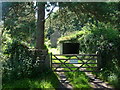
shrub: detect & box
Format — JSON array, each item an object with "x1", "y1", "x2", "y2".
[
  {"x1": 81, "y1": 23, "x2": 119, "y2": 68},
  {"x1": 2, "y1": 40, "x2": 48, "y2": 83},
  {"x1": 58, "y1": 22, "x2": 120, "y2": 88},
  {"x1": 58, "y1": 22, "x2": 120, "y2": 69}
]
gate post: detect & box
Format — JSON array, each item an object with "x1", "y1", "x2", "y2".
[
  {"x1": 44, "y1": 51, "x2": 50, "y2": 69},
  {"x1": 50, "y1": 53, "x2": 52, "y2": 68},
  {"x1": 96, "y1": 51, "x2": 102, "y2": 70}
]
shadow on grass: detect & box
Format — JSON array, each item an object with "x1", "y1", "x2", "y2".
[
  {"x1": 2, "y1": 69, "x2": 68, "y2": 89},
  {"x1": 38, "y1": 69, "x2": 68, "y2": 89},
  {"x1": 46, "y1": 70, "x2": 68, "y2": 90}
]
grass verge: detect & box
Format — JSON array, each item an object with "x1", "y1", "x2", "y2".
[{"x1": 2, "y1": 70, "x2": 60, "y2": 89}]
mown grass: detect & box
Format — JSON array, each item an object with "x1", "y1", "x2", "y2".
[{"x1": 2, "y1": 70, "x2": 60, "y2": 89}]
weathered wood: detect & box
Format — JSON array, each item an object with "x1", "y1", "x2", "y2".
[
  {"x1": 97, "y1": 52, "x2": 102, "y2": 70},
  {"x1": 53, "y1": 67, "x2": 97, "y2": 68},
  {"x1": 53, "y1": 55, "x2": 73, "y2": 71},
  {"x1": 52, "y1": 63, "x2": 97, "y2": 64},
  {"x1": 50, "y1": 53, "x2": 52, "y2": 68},
  {"x1": 53, "y1": 54, "x2": 98, "y2": 56},
  {"x1": 54, "y1": 70, "x2": 98, "y2": 72},
  {"x1": 52, "y1": 53, "x2": 98, "y2": 72},
  {"x1": 52, "y1": 58, "x2": 97, "y2": 60}
]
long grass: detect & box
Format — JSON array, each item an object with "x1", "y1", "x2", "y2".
[
  {"x1": 2, "y1": 70, "x2": 60, "y2": 89},
  {"x1": 63, "y1": 64, "x2": 92, "y2": 89},
  {"x1": 49, "y1": 46, "x2": 120, "y2": 88},
  {"x1": 93, "y1": 68, "x2": 120, "y2": 88},
  {"x1": 49, "y1": 47, "x2": 93, "y2": 88}
]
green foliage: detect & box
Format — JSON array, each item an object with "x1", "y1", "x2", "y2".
[
  {"x1": 58, "y1": 32, "x2": 78, "y2": 43},
  {"x1": 59, "y1": 2, "x2": 120, "y2": 24},
  {"x1": 3, "y1": 70, "x2": 60, "y2": 89},
  {"x1": 45, "y1": 39, "x2": 51, "y2": 48},
  {"x1": 3, "y1": 41, "x2": 31, "y2": 81},
  {"x1": 3, "y1": 2, "x2": 36, "y2": 43},
  {"x1": 2, "y1": 2, "x2": 14, "y2": 19},
  {"x1": 2, "y1": 3, "x2": 38, "y2": 82},
  {"x1": 2, "y1": 41, "x2": 48, "y2": 82},
  {"x1": 58, "y1": 31, "x2": 86, "y2": 43},
  {"x1": 94, "y1": 66, "x2": 120, "y2": 88},
  {"x1": 108, "y1": 72, "x2": 120, "y2": 88},
  {"x1": 45, "y1": 7, "x2": 84, "y2": 37},
  {"x1": 46, "y1": 27, "x2": 54, "y2": 39},
  {"x1": 59, "y1": 22, "x2": 120, "y2": 68},
  {"x1": 46, "y1": 2, "x2": 120, "y2": 41},
  {"x1": 81, "y1": 23, "x2": 120, "y2": 88},
  {"x1": 64, "y1": 64, "x2": 91, "y2": 88},
  {"x1": 80, "y1": 23, "x2": 119, "y2": 53},
  {"x1": 2, "y1": 2, "x2": 51, "y2": 84},
  {"x1": 59, "y1": 22, "x2": 120, "y2": 88}
]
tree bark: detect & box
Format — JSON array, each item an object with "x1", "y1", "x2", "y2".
[{"x1": 36, "y1": 2, "x2": 45, "y2": 50}]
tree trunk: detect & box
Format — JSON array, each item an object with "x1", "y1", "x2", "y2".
[{"x1": 36, "y1": 2, "x2": 45, "y2": 50}]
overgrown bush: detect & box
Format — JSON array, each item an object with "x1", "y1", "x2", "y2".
[
  {"x1": 58, "y1": 22, "x2": 120, "y2": 69},
  {"x1": 2, "y1": 41, "x2": 48, "y2": 83},
  {"x1": 80, "y1": 23, "x2": 120, "y2": 69},
  {"x1": 58, "y1": 22, "x2": 120, "y2": 87}
]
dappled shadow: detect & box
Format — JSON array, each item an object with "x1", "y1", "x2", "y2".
[
  {"x1": 86, "y1": 72, "x2": 113, "y2": 89},
  {"x1": 46, "y1": 70, "x2": 70, "y2": 90}
]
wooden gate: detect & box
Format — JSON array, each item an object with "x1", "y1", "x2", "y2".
[{"x1": 51, "y1": 53, "x2": 98, "y2": 72}]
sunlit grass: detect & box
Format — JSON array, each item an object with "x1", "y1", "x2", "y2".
[
  {"x1": 49, "y1": 48, "x2": 95, "y2": 88},
  {"x1": 64, "y1": 64, "x2": 92, "y2": 88},
  {"x1": 29, "y1": 80, "x2": 54, "y2": 88},
  {"x1": 93, "y1": 69, "x2": 120, "y2": 88},
  {"x1": 48, "y1": 47, "x2": 59, "y2": 54},
  {"x1": 3, "y1": 79, "x2": 54, "y2": 88}
]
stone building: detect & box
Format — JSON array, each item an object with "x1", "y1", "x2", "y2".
[{"x1": 50, "y1": 30, "x2": 61, "y2": 47}]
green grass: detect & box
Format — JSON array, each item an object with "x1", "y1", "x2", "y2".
[
  {"x1": 49, "y1": 47, "x2": 120, "y2": 89},
  {"x1": 48, "y1": 47, "x2": 59, "y2": 54},
  {"x1": 93, "y1": 68, "x2": 120, "y2": 88},
  {"x1": 49, "y1": 47, "x2": 94, "y2": 88},
  {"x1": 2, "y1": 70, "x2": 60, "y2": 89},
  {"x1": 63, "y1": 64, "x2": 92, "y2": 89}
]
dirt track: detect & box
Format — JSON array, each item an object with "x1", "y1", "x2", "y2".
[{"x1": 54, "y1": 65, "x2": 113, "y2": 89}]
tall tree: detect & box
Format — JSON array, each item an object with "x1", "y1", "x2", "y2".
[
  {"x1": 36, "y1": 2, "x2": 45, "y2": 50},
  {"x1": 59, "y1": 2, "x2": 120, "y2": 30},
  {"x1": 36, "y1": 2, "x2": 57, "y2": 49}
]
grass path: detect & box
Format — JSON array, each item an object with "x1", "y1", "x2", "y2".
[
  {"x1": 50, "y1": 48, "x2": 91, "y2": 89},
  {"x1": 74, "y1": 64, "x2": 113, "y2": 89},
  {"x1": 86, "y1": 72, "x2": 113, "y2": 89},
  {"x1": 50, "y1": 48, "x2": 114, "y2": 89},
  {"x1": 56, "y1": 68, "x2": 73, "y2": 89}
]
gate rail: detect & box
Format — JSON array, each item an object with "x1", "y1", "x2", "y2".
[{"x1": 51, "y1": 53, "x2": 99, "y2": 72}]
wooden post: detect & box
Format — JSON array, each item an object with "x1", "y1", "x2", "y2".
[
  {"x1": 50, "y1": 53, "x2": 52, "y2": 69},
  {"x1": 44, "y1": 50, "x2": 50, "y2": 69},
  {"x1": 96, "y1": 51, "x2": 101, "y2": 70}
]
